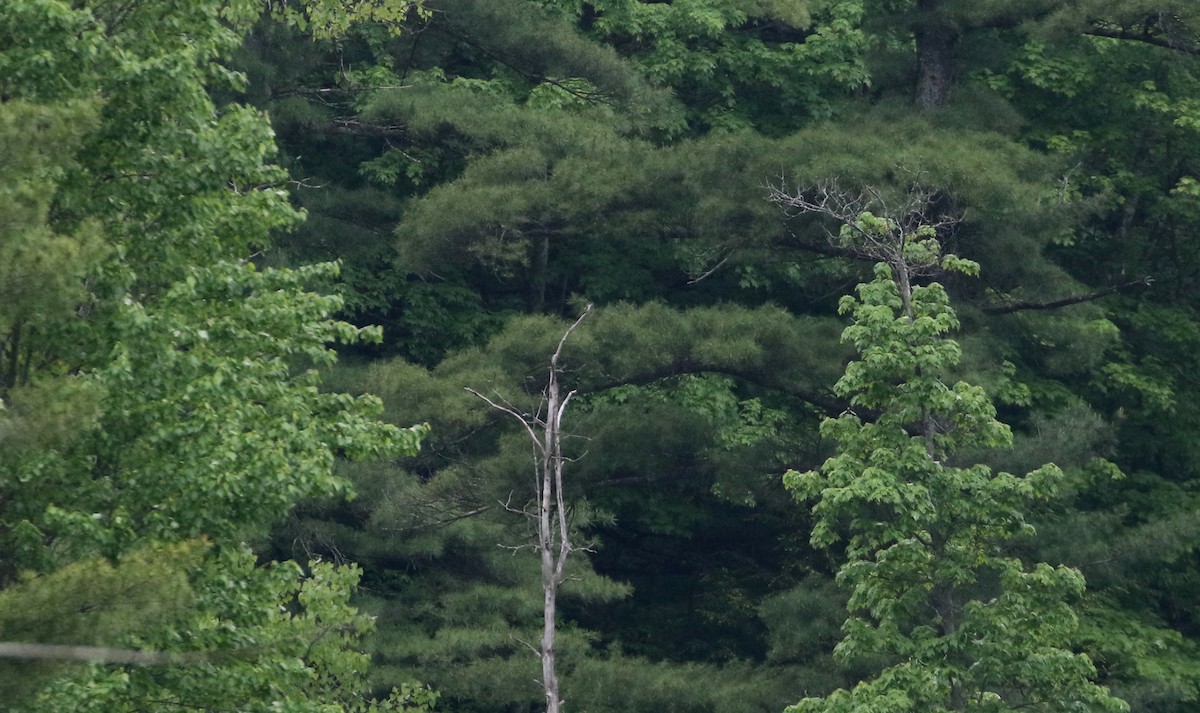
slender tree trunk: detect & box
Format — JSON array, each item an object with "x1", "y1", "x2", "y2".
[
  {"x1": 932, "y1": 575, "x2": 968, "y2": 710},
  {"x1": 893, "y1": 259, "x2": 939, "y2": 455},
  {"x1": 540, "y1": 343, "x2": 565, "y2": 713},
  {"x1": 468, "y1": 307, "x2": 591, "y2": 713},
  {"x1": 894, "y1": 259, "x2": 915, "y2": 323},
  {"x1": 541, "y1": 552, "x2": 561, "y2": 713}
]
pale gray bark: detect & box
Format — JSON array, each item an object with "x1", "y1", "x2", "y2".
[{"x1": 467, "y1": 305, "x2": 591, "y2": 713}]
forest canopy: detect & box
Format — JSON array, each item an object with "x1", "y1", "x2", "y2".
[{"x1": 4, "y1": 0, "x2": 1200, "y2": 711}]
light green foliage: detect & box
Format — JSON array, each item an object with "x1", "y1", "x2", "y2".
[
  {"x1": 0, "y1": 0, "x2": 428, "y2": 709},
  {"x1": 278, "y1": 0, "x2": 430, "y2": 39},
  {"x1": 0, "y1": 0, "x2": 425, "y2": 553},
  {"x1": 0, "y1": 541, "x2": 202, "y2": 703},
  {"x1": 0, "y1": 100, "x2": 103, "y2": 342},
  {"x1": 23, "y1": 554, "x2": 435, "y2": 713},
  {"x1": 9, "y1": 260, "x2": 425, "y2": 565},
  {"x1": 224, "y1": 0, "x2": 431, "y2": 40},
  {"x1": 785, "y1": 256, "x2": 1126, "y2": 712},
  {"x1": 0, "y1": 97, "x2": 107, "y2": 469}
]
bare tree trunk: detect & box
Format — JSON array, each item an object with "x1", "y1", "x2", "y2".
[
  {"x1": 2, "y1": 319, "x2": 23, "y2": 393},
  {"x1": 539, "y1": 322, "x2": 570, "y2": 713},
  {"x1": 914, "y1": 0, "x2": 957, "y2": 109},
  {"x1": 468, "y1": 306, "x2": 592, "y2": 713}
]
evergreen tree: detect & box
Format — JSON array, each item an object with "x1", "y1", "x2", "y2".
[{"x1": 230, "y1": 1, "x2": 1200, "y2": 710}]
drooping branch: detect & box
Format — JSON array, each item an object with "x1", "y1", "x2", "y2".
[
  {"x1": 773, "y1": 232, "x2": 863, "y2": 260},
  {"x1": 328, "y1": 118, "x2": 411, "y2": 138},
  {"x1": 1084, "y1": 26, "x2": 1199, "y2": 54},
  {"x1": 382, "y1": 505, "x2": 493, "y2": 534},
  {"x1": 982, "y1": 277, "x2": 1153, "y2": 315},
  {"x1": 1085, "y1": 18, "x2": 1200, "y2": 57},
  {"x1": 582, "y1": 362, "x2": 847, "y2": 417},
  {"x1": 685, "y1": 250, "x2": 734, "y2": 285}
]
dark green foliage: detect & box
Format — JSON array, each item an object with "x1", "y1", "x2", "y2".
[
  {"x1": 543, "y1": 0, "x2": 869, "y2": 133},
  {"x1": 274, "y1": 304, "x2": 861, "y2": 711},
  {"x1": 204, "y1": 0, "x2": 1200, "y2": 710}
]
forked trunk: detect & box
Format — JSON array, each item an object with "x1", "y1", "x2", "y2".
[{"x1": 470, "y1": 308, "x2": 590, "y2": 713}]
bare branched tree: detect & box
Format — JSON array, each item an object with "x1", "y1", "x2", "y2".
[
  {"x1": 768, "y1": 177, "x2": 962, "y2": 320},
  {"x1": 770, "y1": 176, "x2": 1154, "y2": 316},
  {"x1": 466, "y1": 305, "x2": 592, "y2": 713},
  {"x1": 770, "y1": 178, "x2": 969, "y2": 457}
]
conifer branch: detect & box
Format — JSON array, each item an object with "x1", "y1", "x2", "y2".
[
  {"x1": 1085, "y1": 26, "x2": 1200, "y2": 56},
  {"x1": 982, "y1": 277, "x2": 1153, "y2": 315},
  {"x1": 584, "y1": 363, "x2": 846, "y2": 416}
]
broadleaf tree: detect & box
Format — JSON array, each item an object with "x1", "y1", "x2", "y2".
[
  {"x1": 0, "y1": 0, "x2": 428, "y2": 709},
  {"x1": 778, "y1": 185, "x2": 1128, "y2": 712}
]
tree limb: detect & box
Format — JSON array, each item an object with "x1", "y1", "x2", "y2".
[
  {"x1": 1084, "y1": 27, "x2": 1200, "y2": 56},
  {"x1": 328, "y1": 118, "x2": 410, "y2": 137},
  {"x1": 583, "y1": 362, "x2": 847, "y2": 417},
  {"x1": 465, "y1": 387, "x2": 545, "y2": 451},
  {"x1": 982, "y1": 277, "x2": 1152, "y2": 315}
]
